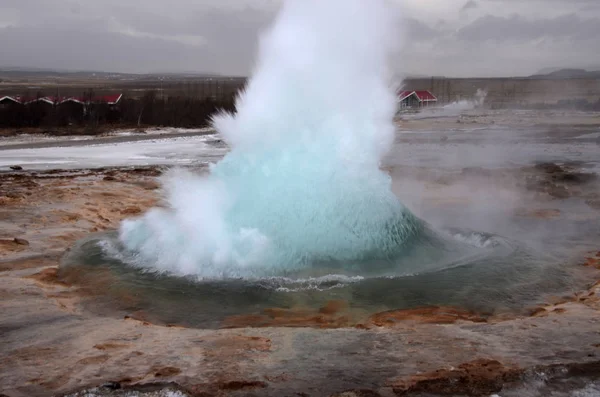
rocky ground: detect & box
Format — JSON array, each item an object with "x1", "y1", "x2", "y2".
[{"x1": 0, "y1": 157, "x2": 599, "y2": 397}]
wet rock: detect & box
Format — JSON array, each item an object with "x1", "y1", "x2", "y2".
[
  {"x1": 555, "y1": 172, "x2": 597, "y2": 184},
  {"x1": 94, "y1": 343, "x2": 129, "y2": 351},
  {"x1": 547, "y1": 184, "x2": 570, "y2": 199},
  {"x1": 390, "y1": 359, "x2": 520, "y2": 396},
  {"x1": 365, "y1": 306, "x2": 487, "y2": 327},
  {"x1": 121, "y1": 206, "x2": 142, "y2": 215},
  {"x1": 533, "y1": 162, "x2": 597, "y2": 185},
  {"x1": 0, "y1": 197, "x2": 12, "y2": 206},
  {"x1": 319, "y1": 300, "x2": 348, "y2": 315},
  {"x1": 6, "y1": 192, "x2": 23, "y2": 199},
  {"x1": 525, "y1": 176, "x2": 572, "y2": 198},
  {"x1": 528, "y1": 307, "x2": 548, "y2": 317},
  {"x1": 26, "y1": 268, "x2": 69, "y2": 286},
  {"x1": 13, "y1": 237, "x2": 29, "y2": 246},
  {"x1": 222, "y1": 305, "x2": 489, "y2": 329},
  {"x1": 329, "y1": 390, "x2": 382, "y2": 397},
  {"x1": 135, "y1": 180, "x2": 161, "y2": 190},
  {"x1": 65, "y1": 383, "x2": 193, "y2": 397},
  {"x1": 103, "y1": 176, "x2": 117, "y2": 181},
  {"x1": 516, "y1": 208, "x2": 561, "y2": 219},
  {"x1": 586, "y1": 199, "x2": 600, "y2": 210},
  {"x1": 584, "y1": 253, "x2": 600, "y2": 269},
  {"x1": 100, "y1": 381, "x2": 121, "y2": 390},
  {"x1": 535, "y1": 162, "x2": 564, "y2": 174},
  {"x1": 221, "y1": 306, "x2": 350, "y2": 328},
  {"x1": 218, "y1": 380, "x2": 267, "y2": 390},
  {"x1": 460, "y1": 167, "x2": 494, "y2": 178},
  {"x1": 152, "y1": 366, "x2": 182, "y2": 378},
  {"x1": 0, "y1": 256, "x2": 55, "y2": 272},
  {"x1": 131, "y1": 167, "x2": 163, "y2": 177},
  {"x1": 188, "y1": 380, "x2": 267, "y2": 396},
  {"x1": 76, "y1": 354, "x2": 110, "y2": 366},
  {"x1": 124, "y1": 310, "x2": 152, "y2": 325},
  {"x1": 9, "y1": 165, "x2": 23, "y2": 171}
]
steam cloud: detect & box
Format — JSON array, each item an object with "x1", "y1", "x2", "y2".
[{"x1": 117, "y1": 0, "x2": 427, "y2": 278}]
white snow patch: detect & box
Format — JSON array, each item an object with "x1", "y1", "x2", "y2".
[{"x1": 0, "y1": 135, "x2": 226, "y2": 170}]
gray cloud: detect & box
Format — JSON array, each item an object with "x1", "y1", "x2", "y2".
[
  {"x1": 461, "y1": 1, "x2": 478, "y2": 12},
  {"x1": 402, "y1": 11, "x2": 600, "y2": 77},
  {"x1": 0, "y1": 0, "x2": 599, "y2": 77},
  {"x1": 456, "y1": 13, "x2": 600, "y2": 42},
  {"x1": 0, "y1": 27, "x2": 198, "y2": 73},
  {"x1": 484, "y1": 0, "x2": 596, "y2": 3},
  {"x1": 581, "y1": 4, "x2": 600, "y2": 12},
  {"x1": 0, "y1": 4, "x2": 275, "y2": 74},
  {"x1": 406, "y1": 18, "x2": 441, "y2": 42}
]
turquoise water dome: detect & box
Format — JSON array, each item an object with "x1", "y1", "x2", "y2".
[{"x1": 117, "y1": 0, "x2": 433, "y2": 279}]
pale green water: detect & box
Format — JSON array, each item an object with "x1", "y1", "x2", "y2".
[{"x1": 60, "y1": 221, "x2": 585, "y2": 329}]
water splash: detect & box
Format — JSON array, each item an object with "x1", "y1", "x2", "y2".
[{"x1": 118, "y1": 0, "x2": 429, "y2": 278}]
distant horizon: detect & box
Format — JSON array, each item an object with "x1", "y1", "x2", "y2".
[{"x1": 1, "y1": 65, "x2": 599, "y2": 80}]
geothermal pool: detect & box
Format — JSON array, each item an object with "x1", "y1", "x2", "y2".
[
  {"x1": 47, "y1": 0, "x2": 600, "y2": 330},
  {"x1": 58, "y1": 229, "x2": 587, "y2": 329},
  {"x1": 54, "y1": 119, "x2": 600, "y2": 328},
  {"x1": 3, "y1": 0, "x2": 600, "y2": 395}
]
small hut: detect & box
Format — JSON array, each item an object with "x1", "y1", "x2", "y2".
[{"x1": 398, "y1": 90, "x2": 438, "y2": 109}]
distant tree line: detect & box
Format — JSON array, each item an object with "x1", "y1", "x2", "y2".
[
  {"x1": 120, "y1": 91, "x2": 236, "y2": 128},
  {"x1": 0, "y1": 90, "x2": 237, "y2": 133}
]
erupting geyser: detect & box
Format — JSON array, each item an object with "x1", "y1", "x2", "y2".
[
  {"x1": 56, "y1": 0, "x2": 588, "y2": 328},
  {"x1": 117, "y1": 0, "x2": 427, "y2": 278}
]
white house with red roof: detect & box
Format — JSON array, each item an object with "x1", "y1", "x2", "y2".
[
  {"x1": 397, "y1": 90, "x2": 437, "y2": 109},
  {"x1": 0, "y1": 94, "x2": 122, "y2": 106},
  {"x1": 0, "y1": 95, "x2": 23, "y2": 108}
]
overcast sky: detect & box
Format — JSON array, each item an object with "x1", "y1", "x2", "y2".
[{"x1": 0, "y1": 0, "x2": 598, "y2": 77}]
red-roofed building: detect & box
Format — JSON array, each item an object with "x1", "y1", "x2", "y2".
[
  {"x1": 2, "y1": 93, "x2": 123, "y2": 106},
  {"x1": 0, "y1": 95, "x2": 22, "y2": 108},
  {"x1": 21, "y1": 93, "x2": 123, "y2": 106},
  {"x1": 0, "y1": 93, "x2": 124, "y2": 125},
  {"x1": 398, "y1": 90, "x2": 437, "y2": 109},
  {"x1": 97, "y1": 94, "x2": 123, "y2": 105}
]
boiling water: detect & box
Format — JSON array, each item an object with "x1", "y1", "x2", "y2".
[
  {"x1": 59, "y1": 0, "x2": 598, "y2": 327},
  {"x1": 61, "y1": 225, "x2": 583, "y2": 328},
  {"x1": 116, "y1": 0, "x2": 412, "y2": 278}
]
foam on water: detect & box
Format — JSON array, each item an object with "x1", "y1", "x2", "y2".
[{"x1": 117, "y1": 0, "x2": 426, "y2": 278}]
